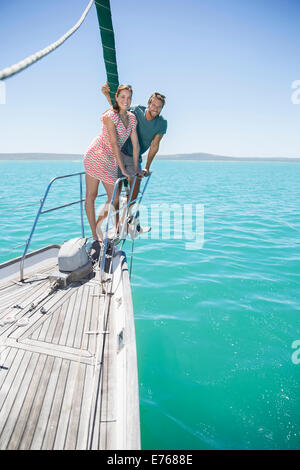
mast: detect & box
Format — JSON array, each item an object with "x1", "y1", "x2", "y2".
[{"x1": 94, "y1": 0, "x2": 120, "y2": 104}]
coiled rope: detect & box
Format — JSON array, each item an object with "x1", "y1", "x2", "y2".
[{"x1": 0, "y1": 0, "x2": 94, "y2": 80}]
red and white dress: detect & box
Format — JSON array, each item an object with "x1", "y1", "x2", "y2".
[{"x1": 84, "y1": 109, "x2": 137, "y2": 184}]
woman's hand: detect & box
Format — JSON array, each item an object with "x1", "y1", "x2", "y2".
[
  {"x1": 101, "y1": 82, "x2": 112, "y2": 105},
  {"x1": 120, "y1": 168, "x2": 131, "y2": 180},
  {"x1": 135, "y1": 170, "x2": 144, "y2": 178},
  {"x1": 101, "y1": 82, "x2": 110, "y2": 96}
]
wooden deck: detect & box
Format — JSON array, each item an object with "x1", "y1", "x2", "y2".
[{"x1": 0, "y1": 246, "x2": 140, "y2": 450}]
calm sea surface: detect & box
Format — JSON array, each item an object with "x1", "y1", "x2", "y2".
[{"x1": 0, "y1": 159, "x2": 300, "y2": 449}]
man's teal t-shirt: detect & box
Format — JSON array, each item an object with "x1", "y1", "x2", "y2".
[{"x1": 121, "y1": 105, "x2": 167, "y2": 161}]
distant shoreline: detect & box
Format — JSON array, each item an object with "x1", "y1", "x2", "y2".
[{"x1": 0, "y1": 152, "x2": 300, "y2": 162}]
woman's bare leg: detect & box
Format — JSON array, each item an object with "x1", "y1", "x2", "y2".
[
  {"x1": 85, "y1": 174, "x2": 100, "y2": 240},
  {"x1": 128, "y1": 177, "x2": 141, "y2": 208},
  {"x1": 96, "y1": 181, "x2": 120, "y2": 239},
  {"x1": 125, "y1": 177, "x2": 141, "y2": 232}
]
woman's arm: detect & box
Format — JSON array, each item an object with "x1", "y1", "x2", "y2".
[
  {"x1": 103, "y1": 115, "x2": 130, "y2": 178},
  {"x1": 101, "y1": 82, "x2": 112, "y2": 105},
  {"x1": 130, "y1": 127, "x2": 142, "y2": 176}
]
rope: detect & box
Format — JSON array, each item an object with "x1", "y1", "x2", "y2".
[
  {"x1": 0, "y1": 243, "x2": 26, "y2": 254},
  {"x1": 0, "y1": 0, "x2": 95, "y2": 80},
  {"x1": 0, "y1": 201, "x2": 39, "y2": 212},
  {"x1": 87, "y1": 242, "x2": 115, "y2": 448}
]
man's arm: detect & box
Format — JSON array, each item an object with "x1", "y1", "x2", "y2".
[
  {"x1": 130, "y1": 127, "x2": 142, "y2": 176},
  {"x1": 143, "y1": 134, "x2": 164, "y2": 176}
]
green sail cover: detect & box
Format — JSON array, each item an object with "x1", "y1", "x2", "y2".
[{"x1": 95, "y1": 0, "x2": 119, "y2": 104}]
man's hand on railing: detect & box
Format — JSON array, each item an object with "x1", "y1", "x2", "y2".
[
  {"x1": 135, "y1": 170, "x2": 145, "y2": 178},
  {"x1": 142, "y1": 168, "x2": 151, "y2": 177}
]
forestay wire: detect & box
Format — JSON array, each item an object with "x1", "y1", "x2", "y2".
[
  {"x1": 0, "y1": 0, "x2": 95, "y2": 80},
  {"x1": 0, "y1": 0, "x2": 120, "y2": 101}
]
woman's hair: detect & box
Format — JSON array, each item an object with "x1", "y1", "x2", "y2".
[{"x1": 112, "y1": 84, "x2": 133, "y2": 112}]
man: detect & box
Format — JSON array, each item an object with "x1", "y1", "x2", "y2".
[
  {"x1": 102, "y1": 83, "x2": 167, "y2": 180},
  {"x1": 101, "y1": 83, "x2": 167, "y2": 237}
]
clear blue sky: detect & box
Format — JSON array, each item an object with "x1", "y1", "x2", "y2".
[{"x1": 1, "y1": 0, "x2": 300, "y2": 157}]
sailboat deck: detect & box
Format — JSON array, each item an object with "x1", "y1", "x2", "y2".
[{"x1": 0, "y1": 247, "x2": 140, "y2": 450}]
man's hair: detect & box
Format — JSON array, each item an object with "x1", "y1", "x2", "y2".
[{"x1": 148, "y1": 92, "x2": 166, "y2": 108}]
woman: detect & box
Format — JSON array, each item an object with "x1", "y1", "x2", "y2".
[{"x1": 83, "y1": 84, "x2": 140, "y2": 245}]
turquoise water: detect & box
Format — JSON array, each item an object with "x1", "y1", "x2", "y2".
[{"x1": 1, "y1": 160, "x2": 300, "y2": 449}]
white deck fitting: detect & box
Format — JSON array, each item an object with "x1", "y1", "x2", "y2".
[{"x1": 0, "y1": 246, "x2": 140, "y2": 450}]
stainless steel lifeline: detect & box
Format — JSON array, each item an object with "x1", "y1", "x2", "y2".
[{"x1": 19, "y1": 171, "x2": 151, "y2": 281}]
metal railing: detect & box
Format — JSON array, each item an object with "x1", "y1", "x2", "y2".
[
  {"x1": 19, "y1": 172, "x2": 89, "y2": 280},
  {"x1": 19, "y1": 171, "x2": 151, "y2": 281},
  {"x1": 100, "y1": 173, "x2": 152, "y2": 278}
]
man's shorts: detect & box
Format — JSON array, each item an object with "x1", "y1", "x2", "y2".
[{"x1": 117, "y1": 152, "x2": 142, "y2": 178}]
